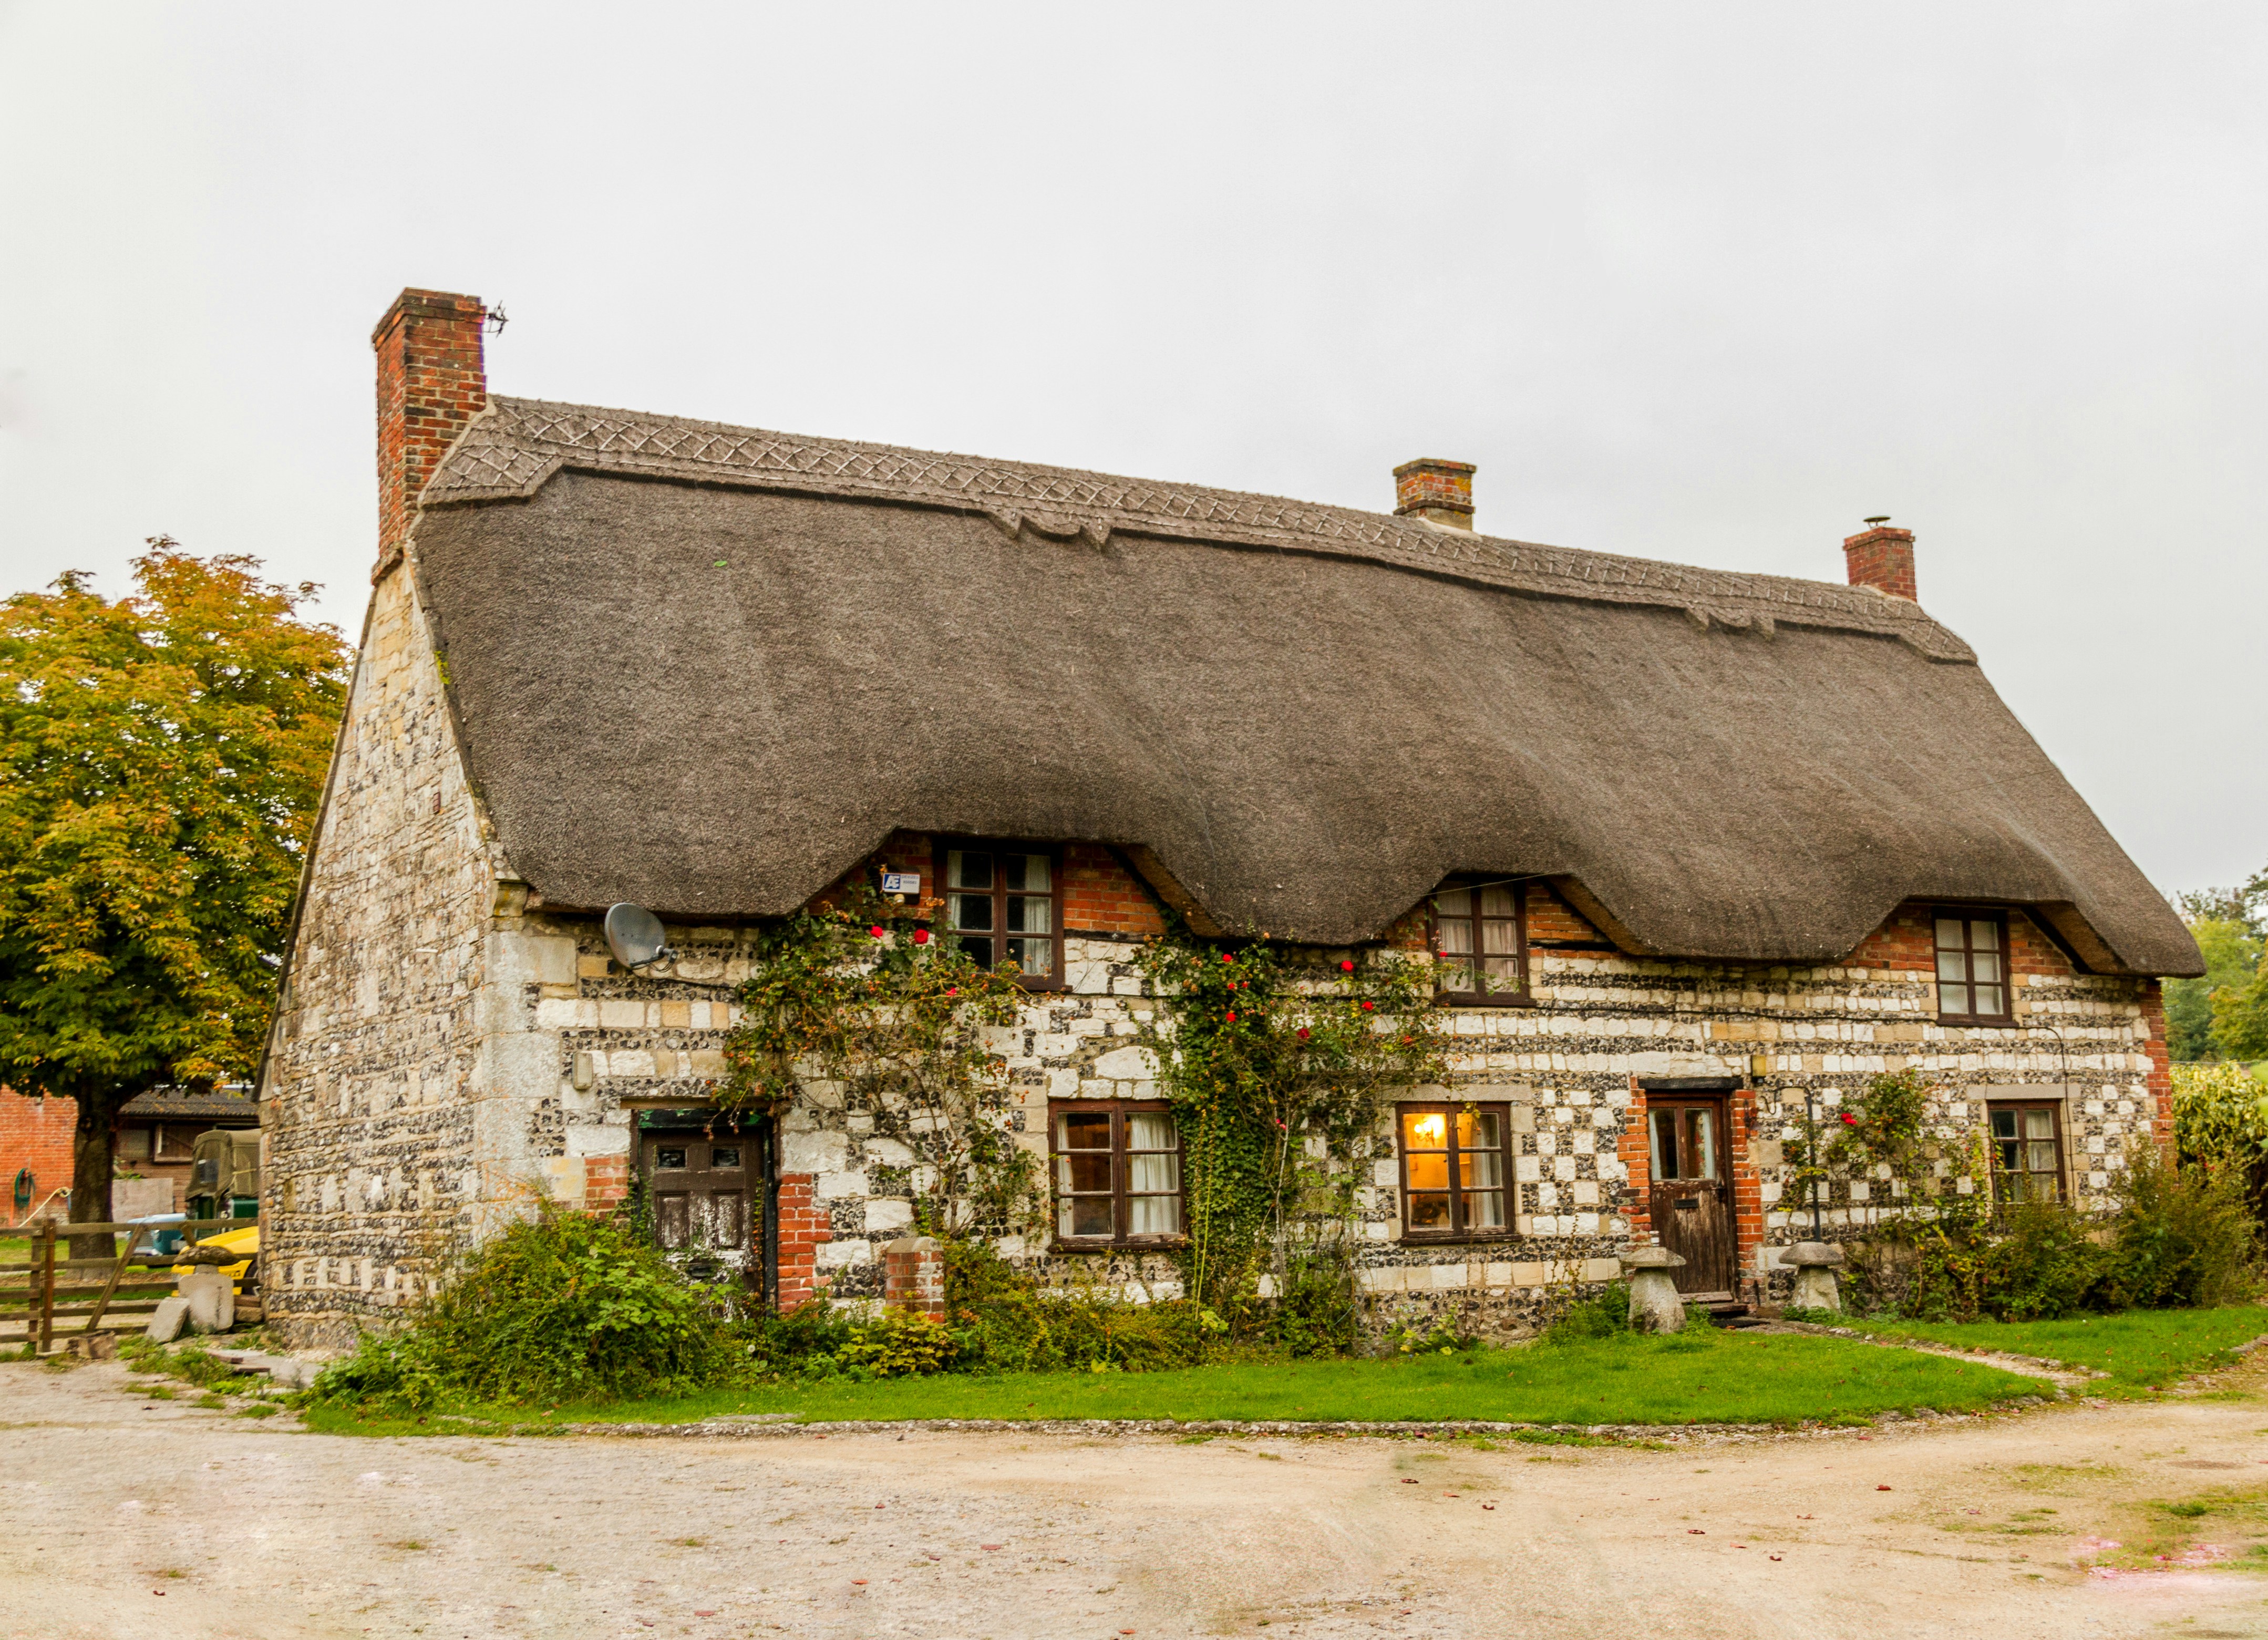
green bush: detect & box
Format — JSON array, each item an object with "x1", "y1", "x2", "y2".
[
  {"x1": 310, "y1": 1205, "x2": 733, "y2": 1410},
  {"x1": 2102, "y1": 1147, "x2": 2261, "y2": 1310},
  {"x1": 942, "y1": 1238, "x2": 1211, "y2": 1373},
  {"x1": 837, "y1": 1312, "x2": 961, "y2": 1377},
  {"x1": 1541, "y1": 1281, "x2": 1630, "y2": 1344},
  {"x1": 1868, "y1": 1148, "x2": 2260, "y2": 1324}
]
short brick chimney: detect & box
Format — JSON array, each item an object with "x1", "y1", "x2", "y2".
[
  {"x1": 373, "y1": 288, "x2": 489, "y2": 565},
  {"x1": 1393, "y1": 458, "x2": 1476, "y2": 530},
  {"x1": 1842, "y1": 517, "x2": 1917, "y2": 601}
]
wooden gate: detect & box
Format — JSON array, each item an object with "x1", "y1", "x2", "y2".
[{"x1": 1645, "y1": 1097, "x2": 1736, "y2": 1297}]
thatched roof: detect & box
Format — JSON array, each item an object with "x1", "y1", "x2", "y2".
[{"x1": 406, "y1": 397, "x2": 2200, "y2": 977}]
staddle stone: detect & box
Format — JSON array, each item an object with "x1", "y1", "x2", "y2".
[
  {"x1": 1786, "y1": 1241, "x2": 1846, "y2": 1313},
  {"x1": 1620, "y1": 1244, "x2": 1688, "y2": 1334}
]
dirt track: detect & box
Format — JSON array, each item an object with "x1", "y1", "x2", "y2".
[{"x1": 7, "y1": 1356, "x2": 2268, "y2": 1639}]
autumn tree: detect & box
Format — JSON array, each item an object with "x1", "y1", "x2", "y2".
[{"x1": 0, "y1": 542, "x2": 347, "y2": 1254}]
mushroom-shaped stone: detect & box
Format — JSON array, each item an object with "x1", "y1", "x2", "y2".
[
  {"x1": 1785, "y1": 1241, "x2": 1846, "y2": 1313},
  {"x1": 1620, "y1": 1244, "x2": 1688, "y2": 1334}
]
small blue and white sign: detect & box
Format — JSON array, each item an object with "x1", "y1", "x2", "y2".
[{"x1": 880, "y1": 871, "x2": 921, "y2": 895}]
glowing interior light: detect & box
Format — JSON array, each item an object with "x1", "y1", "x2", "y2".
[{"x1": 1411, "y1": 1113, "x2": 1446, "y2": 1144}]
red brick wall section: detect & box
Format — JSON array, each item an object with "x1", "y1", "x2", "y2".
[
  {"x1": 1526, "y1": 882, "x2": 1604, "y2": 944},
  {"x1": 0, "y1": 1090, "x2": 78, "y2": 1221},
  {"x1": 1727, "y1": 1087, "x2": 1766, "y2": 1296},
  {"x1": 373, "y1": 289, "x2": 487, "y2": 569},
  {"x1": 2141, "y1": 980, "x2": 2174, "y2": 1152},
  {"x1": 1061, "y1": 843, "x2": 1166, "y2": 937},
  {"x1": 1842, "y1": 525, "x2": 1917, "y2": 601},
  {"x1": 584, "y1": 1154, "x2": 630, "y2": 1215},
  {"x1": 1618, "y1": 1078, "x2": 1652, "y2": 1241},
  {"x1": 883, "y1": 1237, "x2": 946, "y2": 1319},
  {"x1": 775, "y1": 1172, "x2": 830, "y2": 1310}
]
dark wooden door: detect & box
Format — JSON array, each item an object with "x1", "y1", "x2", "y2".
[
  {"x1": 1645, "y1": 1098, "x2": 1735, "y2": 1297},
  {"x1": 642, "y1": 1131, "x2": 759, "y2": 1285}
]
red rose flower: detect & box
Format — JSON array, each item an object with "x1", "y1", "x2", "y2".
[
  {"x1": 1840, "y1": 1112, "x2": 1857, "y2": 1125},
  {"x1": 912, "y1": 927, "x2": 931, "y2": 945},
  {"x1": 868, "y1": 925, "x2": 885, "y2": 938},
  {"x1": 1225, "y1": 1010, "x2": 1238, "y2": 1024},
  {"x1": 1360, "y1": 1000, "x2": 1375, "y2": 1012},
  {"x1": 1340, "y1": 959, "x2": 1355, "y2": 973},
  {"x1": 1296, "y1": 1027, "x2": 1311, "y2": 1040},
  {"x1": 1222, "y1": 952, "x2": 1235, "y2": 964},
  {"x1": 945, "y1": 986, "x2": 959, "y2": 997}
]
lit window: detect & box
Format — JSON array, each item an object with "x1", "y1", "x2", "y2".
[
  {"x1": 1934, "y1": 912, "x2": 2012, "y2": 1022},
  {"x1": 1051, "y1": 1102, "x2": 1183, "y2": 1244},
  {"x1": 946, "y1": 845, "x2": 1058, "y2": 982},
  {"x1": 1397, "y1": 1103, "x2": 1511, "y2": 1237}
]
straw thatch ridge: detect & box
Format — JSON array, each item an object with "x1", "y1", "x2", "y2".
[{"x1": 405, "y1": 404, "x2": 2200, "y2": 977}]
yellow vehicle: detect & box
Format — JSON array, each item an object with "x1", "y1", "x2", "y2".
[{"x1": 173, "y1": 1224, "x2": 259, "y2": 1292}]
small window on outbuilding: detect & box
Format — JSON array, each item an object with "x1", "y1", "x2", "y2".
[
  {"x1": 1050, "y1": 1102, "x2": 1183, "y2": 1246},
  {"x1": 944, "y1": 844, "x2": 1060, "y2": 985},
  {"x1": 1988, "y1": 1101, "x2": 2064, "y2": 1203},
  {"x1": 1430, "y1": 882, "x2": 1527, "y2": 1003},
  {"x1": 1934, "y1": 911, "x2": 2012, "y2": 1023},
  {"x1": 1396, "y1": 1102, "x2": 1512, "y2": 1239}
]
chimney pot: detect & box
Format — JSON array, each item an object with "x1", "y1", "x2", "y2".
[
  {"x1": 1393, "y1": 458, "x2": 1476, "y2": 530},
  {"x1": 1842, "y1": 519, "x2": 1917, "y2": 601},
  {"x1": 373, "y1": 288, "x2": 489, "y2": 570}
]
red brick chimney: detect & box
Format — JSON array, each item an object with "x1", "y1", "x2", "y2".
[
  {"x1": 1842, "y1": 517, "x2": 1917, "y2": 601},
  {"x1": 373, "y1": 289, "x2": 488, "y2": 566},
  {"x1": 1393, "y1": 458, "x2": 1476, "y2": 530}
]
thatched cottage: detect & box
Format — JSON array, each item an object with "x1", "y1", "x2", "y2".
[{"x1": 255, "y1": 287, "x2": 2202, "y2": 1349}]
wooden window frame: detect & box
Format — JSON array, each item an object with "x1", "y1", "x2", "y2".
[
  {"x1": 1427, "y1": 880, "x2": 1531, "y2": 1006},
  {"x1": 1047, "y1": 1099, "x2": 1188, "y2": 1250},
  {"x1": 1987, "y1": 1099, "x2": 2065, "y2": 1205},
  {"x1": 1932, "y1": 907, "x2": 2014, "y2": 1025},
  {"x1": 939, "y1": 838, "x2": 1066, "y2": 991},
  {"x1": 1395, "y1": 1100, "x2": 1516, "y2": 1243}
]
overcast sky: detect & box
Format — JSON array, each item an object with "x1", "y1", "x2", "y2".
[{"x1": 3, "y1": 3, "x2": 2261, "y2": 901}]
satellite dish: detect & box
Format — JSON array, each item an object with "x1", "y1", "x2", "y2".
[{"x1": 604, "y1": 903, "x2": 669, "y2": 971}]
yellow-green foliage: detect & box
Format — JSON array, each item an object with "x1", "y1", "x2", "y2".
[{"x1": 2174, "y1": 1061, "x2": 2268, "y2": 1168}]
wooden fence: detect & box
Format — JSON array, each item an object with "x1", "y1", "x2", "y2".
[{"x1": 1, "y1": 1220, "x2": 249, "y2": 1354}]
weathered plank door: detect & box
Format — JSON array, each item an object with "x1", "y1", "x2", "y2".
[
  {"x1": 1645, "y1": 1098, "x2": 1736, "y2": 1296},
  {"x1": 642, "y1": 1130, "x2": 760, "y2": 1287}
]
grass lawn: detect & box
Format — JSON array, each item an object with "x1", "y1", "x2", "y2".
[
  {"x1": 302, "y1": 1327, "x2": 2048, "y2": 1438},
  {"x1": 1832, "y1": 1305, "x2": 2268, "y2": 1395}
]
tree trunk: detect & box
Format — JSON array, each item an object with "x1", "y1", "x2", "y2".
[{"x1": 68, "y1": 1089, "x2": 127, "y2": 1263}]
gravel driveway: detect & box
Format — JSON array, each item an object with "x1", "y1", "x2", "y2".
[{"x1": 6, "y1": 1355, "x2": 2268, "y2": 1639}]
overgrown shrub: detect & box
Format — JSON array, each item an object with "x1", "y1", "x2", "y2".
[
  {"x1": 942, "y1": 1238, "x2": 1212, "y2": 1373},
  {"x1": 1540, "y1": 1281, "x2": 1630, "y2": 1344},
  {"x1": 1851, "y1": 1147, "x2": 2260, "y2": 1323},
  {"x1": 310, "y1": 1205, "x2": 733, "y2": 1410},
  {"x1": 2100, "y1": 1147, "x2": 2260, "y2": 1310}
]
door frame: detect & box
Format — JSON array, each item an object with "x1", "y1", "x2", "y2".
[
  {"x1": 634, "y1": 1107, "x2": 776, "y2": 1307},
  {"x1": 1637, "y1": 1076, "x2": 1744, "y2": 1298}
]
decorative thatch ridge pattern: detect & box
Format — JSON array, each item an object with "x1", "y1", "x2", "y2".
[{"x1": 425, "y1": 398, "x2": 1973, "y2": 663}]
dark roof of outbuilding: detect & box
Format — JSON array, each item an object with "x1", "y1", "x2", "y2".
[
  {"x1": 120, "y1": 1088, "x2": 257, "y2": 1122},
  {"x1": 407, "y1": 396, "x2": 2201, "y2": 977}
]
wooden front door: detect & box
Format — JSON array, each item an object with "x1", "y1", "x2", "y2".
[
  {"x1": 642, "y1": 1129, "x2": 760, "y2": 1286},
  {"x1": 1646, "y1": 1097, "x2": 1735, "y2": 1296}
]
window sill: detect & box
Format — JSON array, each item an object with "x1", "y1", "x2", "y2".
[
  {"x1": 1048, "y1": 1237, "x2": 1190, "y2": 1254},
  {"x1": 1936, "y1": 1013, "x2": 2015, "y2": 1028},
  {"x1": 1396, "y1": 1231, "x2": 1520, "y2": 1246},
  {"x1": 1433, "y1": 995, "x2": 1536, "y2": 1009}
]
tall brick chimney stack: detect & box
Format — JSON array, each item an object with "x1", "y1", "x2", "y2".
[
  {"x1": 1842, "y1": 517, "x2": 1918, "y2": 601},
  {"x1": 373, "y1": 288, "x2": 488, "y2": 568},
  {"x1": 1393, "y1": 458, "x2": 1476, "y2": 530}
]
